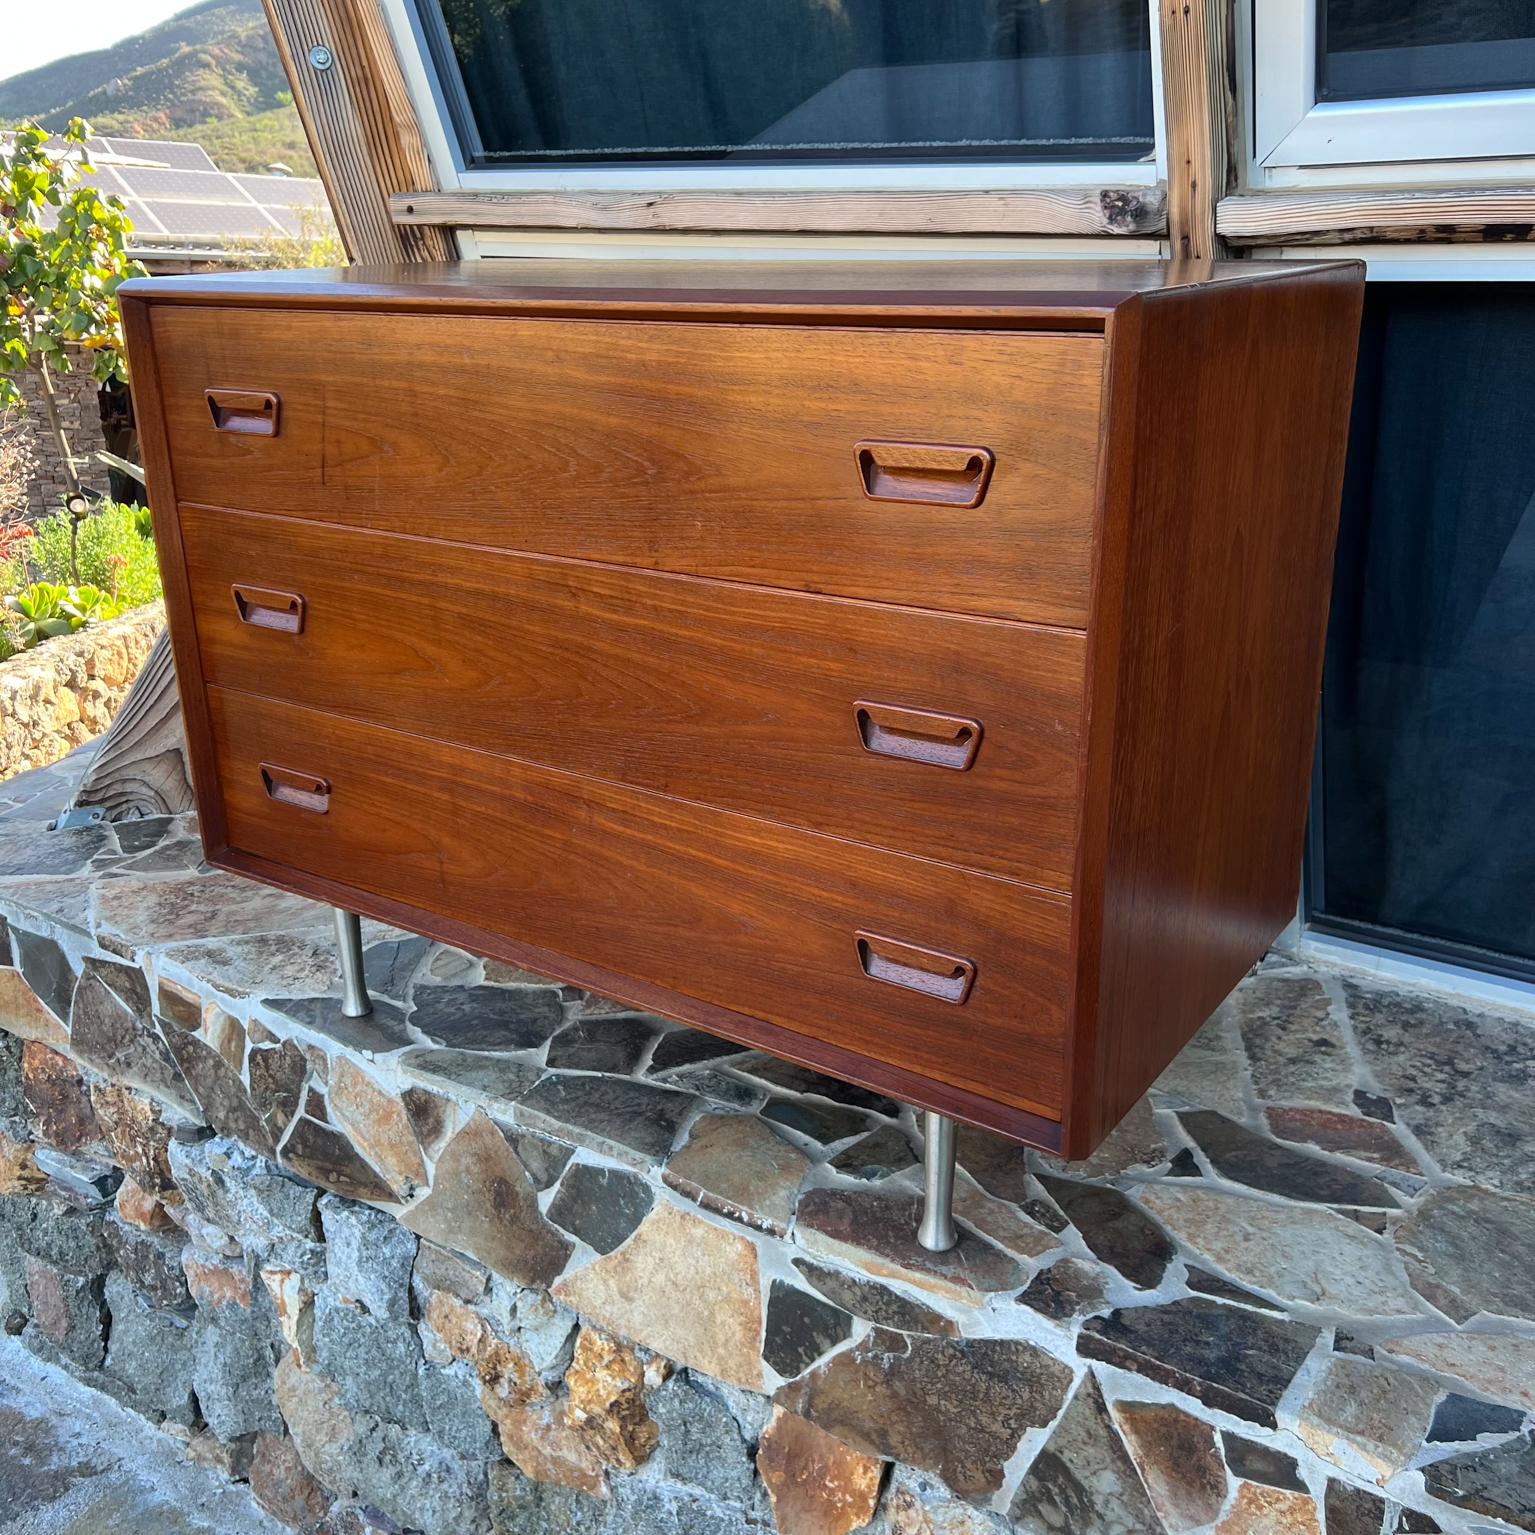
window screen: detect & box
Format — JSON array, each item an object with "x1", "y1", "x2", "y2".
[
  {"x1": 1311, "y1": 285, "x2": 1535, "y2": 978},
  {"x1": 419, "y1": 0, "x2": 1154, "y2": 166},
  {"x1": 1318, "y1": 0, "x2": 1535, "y2": 102}
]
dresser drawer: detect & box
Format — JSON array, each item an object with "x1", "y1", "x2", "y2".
[
  {"x1": 182, "y1": 505, "x2": 1084, "y2": 888},
  {"x1": 153, "y1": 306, "x2": 1103, "y2": 625},
  {"x1": 208, "y1": 689, "x2": 1070, "y2": 1117}
]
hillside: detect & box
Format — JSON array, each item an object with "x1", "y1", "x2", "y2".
[{"x1": 0, "y1": 0, "x2": 317, "y2": 176}]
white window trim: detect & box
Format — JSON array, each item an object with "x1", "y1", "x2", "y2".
[
  {"x1": 1252, "y1": 0, "x2": 1535, "y2": 180},
  {"x1": 375, "y1": 0, "x2": 1167, "y2": 199}
]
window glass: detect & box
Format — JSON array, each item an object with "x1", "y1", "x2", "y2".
[
  {"x1": 1311, "y1": 285, "x2": 1535, "y2": 978},
  {"x1": 422, "y1": 0, "x2": 1154, "y2": 166},
  {"x1": 1318, "y1": 1, "x2": 1535, "y2": 101}
]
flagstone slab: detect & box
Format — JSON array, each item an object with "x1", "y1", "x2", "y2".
[
  {"x1": 791, "y1": 1258, "x2": 958, "y2": 1338},
  {"x1": 545, "y1": 1016, "x2": 659, "y2": 1076},
  {"x1": 1379, "y1": 1333, "x2": 1535, "y2": 1412},
  {"x1": 265, "y1": 995, "x2": 413, "y2": 1057},
  {"x1": 1423, "y1": 1432, "x2": 1535, "y2": 1530},
  {"x1": 1037, "y1": 1175, "x2": 1174, "y2": 1288},
  {"x1": 93, "y1": 872, "x2": 328, "y2": 947},
  {"x1": 1427, "y1": 1394, "x2": 1526, "y2": 1445},
  {"x1": 1264, "y1": 1106, "x2": 1420, "y2": 1173},
  {"x1": 762, "y1": 1280, "x2": 853, "y2": 1382},
  {"x1": 1297, "y1": 1356, "x2": 1439, "y2": 1479},
  {"x1": 1141, "y1": 1185, "x2": 1430, "y2": 1317},
  {"x1": 516, "y1": 1073, "x2": 697, "y2": 1168},
  {"x1": 327, "y1": 1055, "x2": 427, "y2": 1197},
  {"x1": 1112, "y1": 1399, "x2": 1227, "y2": 1532},
  {"x1": 398, "y1": 1048, "x2": 540, "y2": 1114},
  {"x1": 10, "y1": 929, "x2": 76, "y2": 1027},
  {"x1": 1394, "y1": 1186, "x2": 1535, "y2": 1324},
  {"x1": 158, "y1": 934, "x2": 341, "y2": 1000},
  {"x1": 645, "y1": 1029, "x2": 751, "y2": 1075},
  {"x1": 409, "y1": 985, "x2": 565, "y2": 1052},
  {"x1": 1229, "y1": 973, "x2": 1353, "y2": 1109},
  {"x1": 1149, "y1": 1007, "x2": 1251, "y2": 1120},
  {"x1": 0, "y1": 967, "x2": 70, "y2": 1050},
  {"x1": 547, "y1": 1163, "x2": 653, "y2": 1255},
  {"x1": 663, "y1": 1112, "x2": 809, "y2": 1236},
  {"x1": 280, "y1": 1115, "x2": 397, "y2": 1206},
  {"x1": 777, "y1": 1329, "x2": 1072, "y2": 1498}
]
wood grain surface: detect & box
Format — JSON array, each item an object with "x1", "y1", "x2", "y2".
[
  {"x1": 180, "y1": 503, "x2": 1085, "y2": 887},
  {"x1": 152, "y1": 307, "x2": 1103, "y2": 624},
  {"x1": 208, "y1": 688, "x2": 1071, "y2": 1118}
]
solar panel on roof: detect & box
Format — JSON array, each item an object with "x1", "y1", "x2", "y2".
[
  {"x1": 143, "y1": 201, "x2": 276, "y2": 237},
  {"x1": 233, "y1": 174, "x2": 328, "y2": 208},
  {"x1": 100, "y1": 137, "x2": 217, "y2": 172},
  {"x1": 116, "y1": 166, "x2": 242, "y2": 200}
]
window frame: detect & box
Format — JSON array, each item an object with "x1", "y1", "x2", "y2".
[
  {"x1": 377, "y1": 0, "x2": 1169, "y2": 197},
  {"x1": 1251, "y1": 0, "x2": 1535, "y2": 181}
]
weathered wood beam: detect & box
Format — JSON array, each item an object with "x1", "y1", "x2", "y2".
[
  {"x1": 1160, "y1": 0, "x2": 1237, "y2": 260},
  {"x1": 1218, "y1": 186, "x2": 1535, "y2": 246},
  {"x1": 388, "y1": 185, "x2": 1170, "y2": 239},
  {"x1": 263, "y1": 0, "x2": 453, "y2": 263}
]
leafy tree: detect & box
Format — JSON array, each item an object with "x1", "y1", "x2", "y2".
[{"x1": 1, "y1": 118, "x2": 145, "y2": 573}]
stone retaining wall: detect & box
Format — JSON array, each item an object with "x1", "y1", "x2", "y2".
[
  {"x1": 0, "y1": 604, "x2": 162, "y2": 782},
  {"x1": 5, "y1": 360, "x2": 111, "y2": 520},
  {"x1": 0, "y1": 775, "x2": 1531, "y2": 1535}
]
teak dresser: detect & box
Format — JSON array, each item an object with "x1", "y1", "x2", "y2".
[{"x1": 121, "y1": 258, "x2": 1365, "y2": 1186}]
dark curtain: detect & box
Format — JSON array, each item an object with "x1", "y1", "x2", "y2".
[
  {"x1": 433, "y1": 0, "x2": 1152, "y2": 161},
  {"x1": 1317, "y1": 284, "x2": 1535, "y2": 967}
]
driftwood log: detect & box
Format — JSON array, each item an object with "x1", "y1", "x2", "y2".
[{"x1": 70, "y1": 627, "x2": 194, "y2": 819}]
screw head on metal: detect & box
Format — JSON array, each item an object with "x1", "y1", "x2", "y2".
[{"x1": 308, "y1": 44, "x2": 334, "y2": 71}]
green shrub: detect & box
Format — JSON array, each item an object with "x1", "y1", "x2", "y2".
[
  {"x1": 2, "y1": 580, "x2": 124, "y2": 651},
  {"x1": 5, "y1": 500, "x2": 162, "y2": 609}
]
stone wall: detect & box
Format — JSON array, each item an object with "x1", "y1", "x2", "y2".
[
  {"x1": 0, "y1": 780, "x2": 1531, "y2": 1535},
  {"x1": 0, "y1": 604, "x2": 162, "y2": 782},
  {"x1": 5, "y1": 357, "x2": 111, "y2": 520}
]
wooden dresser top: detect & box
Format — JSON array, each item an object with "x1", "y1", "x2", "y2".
[{"x1": 120, "y1": 256, "x2": 1359, "y2": 329}]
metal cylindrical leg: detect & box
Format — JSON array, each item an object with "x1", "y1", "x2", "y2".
[
  {"x1": 917, "y1": 1110, "x2": 958, "y2": 1252},
  {"x1": 334, "y1": 908, "x2": 372, "y2": 1019}
]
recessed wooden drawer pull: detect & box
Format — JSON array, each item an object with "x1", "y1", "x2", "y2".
[
  {"x1": 260, "y1": 762, "x2": 330, "y2": 814},
  {"x1": 856, "y1": 931, "x2": 976, "y2": 1005},
  {"x1": 854, "y1": 701, "x2": 983, "y2": 771},
  {"x1": 232, "y1": 584, "x2": 305, "y2": 633},
  {"x1": 855, "y1": 441, "x2": 995, "y2": 508},
  {"x1": 206, "y1": 388, "x2": 280, "y2": 436}
]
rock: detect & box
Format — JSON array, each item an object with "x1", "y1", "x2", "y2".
[
  {"x1": 605, "y1": 1477, "x2": 756, "y2": 1534},
  {"x1": 884, "y1": 1469, "x2": 1013, "y2": 1534},
  {"x1": 1186, "y1": 1268, "x2": 1288, "y2": 1314},
  {"x1": 67, "y1": 960, "x2": 193, "y2": 1122},
  {"x1": 274, "y1": 1355, "x2": 492, "y2": 1535},
  {"x1": 1010, "y1": 1373, "x2": 1169, "y2": 1535},
  {"x1": 10, "y1": 929, "x2": 77, "y2": 1026},
  {"x1": 664, "y1": 1113, "x2": 809, "y2": 1236},
  {"x1": 1344, "y1": 980, "x2": 1535, "y2": 1196},
  {"x1": 0, "y1": 1127, "x2": 44, "y2": 1195},
  {"x1": 281, "y1": 1116, "x2": 398, "y2": 1205},
  {"x1": 761, "y1": 1097, "x2": 874, "y2": 1146},
  {"x1": 1035, "y1": 1176, "x2": 1175, "y2": 1289},
  {"x1": 248, "y1": 1040, "x2": 309, "y2": 1144},
  {"x1": 410, "y1": 985, "x2": 565, "y2": 1051},
  {"x1": 403, "y1": 1111, "x2": 572, "y2": 1288},
  {"x1": 647, "y1": 1030, "x2": 751, "y2": 1075},
  {"x1": 168, "y1": 1137, "x2": 320, "y2": 1246},
  {"x1": 0, "y1": 966, "x2": 70, "y2": 1049},
  {"x1": 951, "y1": 1182, "x2": 1061, "y2": 1260},
  {"x1": 1215, "y1": 1481, "x2": 1322, "y2": 1535},
  {"x1": 185, "y1": 1248, "x2": 253, "y2": 1308},
  {"x1": 547, "y1": 1162, "x2": 654, "y2": 1254},
  {"x1": 34, "y1": 1145, "x2": 120, "y2": 1205},
  {"x1": 546, "y1": 1016, "x2": 659, "y2": 1074},
  {"x1": 262, "y1": 1264, "x2": 318, "y2": 1367},
  {"x1": 487, "y1": 1462, "x2": 607, "y2": 1535},
  {"x1": 564, "y1": 1327, "x2": 658, "y2": 1469},
  {"x1": 421, "y1": 1289, "x2": 542, "y2": 1408},
  {"x1": 103, "y1": 1213, "x2": 189, "y2": 1310},
  {"x1": 1325, "y1": 1481, "x2": 1389, "y2": 1535},
  {"x1": 101, "y1": 1270, "x2": 199, "y2": 1425},
  {"x1": 1427, "y1": 1393, "x2": 1526, "y2": 1444},
  {"x1": 505, "y1": 1129, "x2": 575, "y2": 1192},
  {"x1": 1378, "y1": 1333, "x2": 1535, "y2": 1412},
  {"x1": 1220, "y1": 1432, "x2": 1305, "y2": 1491},
  {"x1": 251, "y1": 1430, "x2": 334, "y2": 1530},
  {"x1": 1423, "y1": 1433, "x2": 1535, "y2": 1530},
  {"x1": 1039, "y1": 1096, "x2": 1170, "y2": 1179},
  {"x1": 1298, "y1": 1356, "x2": 1439, "y2": 1480},
  {"x1": 156, "y1": 975, "x2": 203, "y2": 1030},
  {"x1": 399, "y1": 1049, "x2": 540, "y2": 1114},
  {"x1": 1018, "y1": 1258, "x2": 1109, "y2": 1322},
  {"x1": 1140, "y1": 1185, "x2": 1430, "y2": 1317},
  {"x1": 660, "y1": 1067, "x2": 766, "y2": 1112},
  {"x1": 313, "y1": 1289, "x2": 427, "y2": 1430},
  {"x1": 414, "y1": 1240, "x2": 488, "y2": 1304},
  {"x1": 421, "y1": 1360, "x2": 499, "y2": 1458},
  {"x1": 88, "y1": 1081, "x2": 176, "y2": 1194},
  {"x1": 201, "y1": 1003, "x2": 248, "y2": 1074},
  {"x1": 20, "y1": 1040, "x2": 100, "y2": 1152},
  {"x1": 265, "y1": 995, "x2": 414, "y2": 1058},
  {"x1": 1112, "y1": 1399, "x2": 1227, "y2": 1531},
  {"x1": 401, "y1": 1086, "x2": 453, "y2": 1160},
  {"x1": 828, "y1": 1123, "x2": 918, "y2": 1181},
  {"x1": 791, "y1": 1257, "x2": 958, "y2": 1337},
  {"x1": 650, "y1": 1374, "x2": 754, "y2": 1504},
  {"x1": 25, "y1": 1256, "x2": 106, "y2": 1367},
  {"x1": 1079, "y1": 1298, "x2": 1317, "y2": 1428},
  {"x1": 95, "y1": 872, "x2": 327, "y2": 948},
  {"x1": 762, "y1": 1279, "x2": 852, "y2": 1381},
  {"x1": 1264, "y1": 1106, "x2": 1420, "y2": 1172},
  {"x1": 1229, "y1": 972, "x2": 1351, "y2": 1106},
  {"x1": 159, "y1": 1024, "x2": 275, "y2": 1155},
  {"x1": 1178, "y1": 1111, "x2": 1402, "y2": 1208},
  {"x1": 794, "y1": 1187, "x2": 1022, "y2": 1305},
  {"x1": 757, "y1": 1406, "x2": 884, "y2": 1535},
  {"x1": 492, "y1": 1395, "x2": 608, "y2": 1499},
  {"x1": 777, "y1": 1329, "x2": 1073, "y2": 1498},
  {"x1": 0, "y1": 1189, "x2": 110, "y2": 1271},
  {"x1": 517, "y1": 1074, "x2": 696, "y2": 1168},
  {"x1": 320, "y1": 1195, "x2": 417, "y2": 1321},
  {"x1": 735, "y1": 1060, "x2": 897, "y2": 1117},
  {"x1": 1394, "y1": 1186, "x2": 1535, "y2": 1323},
  {"x1": 554, "y1": 1201, "x2": 763, "y2": 1392},
  {"x1": 364, "y1": 936, "x2": 431, "y2": 1000}
]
